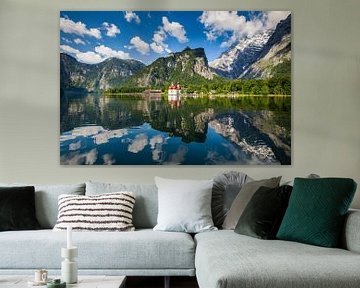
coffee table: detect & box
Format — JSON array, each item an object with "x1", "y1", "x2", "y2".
[{"x1": 0, "y1": 275, "x2": 126, "y2": 288}]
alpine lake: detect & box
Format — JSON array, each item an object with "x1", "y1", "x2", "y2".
[{"x1": 60, "y1": 91, "x2": 291, "y2": 165}]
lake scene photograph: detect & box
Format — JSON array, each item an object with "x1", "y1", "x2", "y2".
[{"x1": 60, "y1": 11, "x2": 291, "y2": 165}]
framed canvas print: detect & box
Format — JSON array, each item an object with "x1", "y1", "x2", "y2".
[{"x1": 60, "y1": 11, "x2": 291, "y2": 165}]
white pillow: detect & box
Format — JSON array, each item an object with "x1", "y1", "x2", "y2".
[
  {"x1": 53, "y1": 192, "x2": 135, "y2": 232},
  {"x1": 153, "y1": 177, "x2": 217, "y2": 233}
]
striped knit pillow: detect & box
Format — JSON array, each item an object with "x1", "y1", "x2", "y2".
[{"x1": 53, "y1": 192, "x2": 136, "y2": 231}]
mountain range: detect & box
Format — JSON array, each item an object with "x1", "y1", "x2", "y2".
[
  {"x1": 60, "y1": 53, "x2": 145, "y2": 91},
  {"x1": 60, "y1": 14, "x2": 291, "y2": 91}
]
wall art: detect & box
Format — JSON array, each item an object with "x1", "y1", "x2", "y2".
[{"x1": 60, "y1": 11, "x2": 291, "y2": 165}]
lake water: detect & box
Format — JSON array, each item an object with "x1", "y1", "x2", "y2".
[{"x1": 60, "y1": 93, "x2": 291, "y2": 165}]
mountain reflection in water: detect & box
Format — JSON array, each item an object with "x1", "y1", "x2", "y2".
[{"x1": 60, "y1": 93, "x2": 291, "y2": 165}]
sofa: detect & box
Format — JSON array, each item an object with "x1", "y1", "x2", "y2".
[{"x1": 0, "y1": 180, "x2": 359, "y2": 288}]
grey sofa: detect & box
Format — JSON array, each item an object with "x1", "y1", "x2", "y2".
[{"x1": 0, "y1": 181, "x2": 359, "y2": 288}]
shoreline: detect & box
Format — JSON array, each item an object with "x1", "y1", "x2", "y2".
[{"x1": 103, "y1": 92, "x2": 291, "y2": 98}]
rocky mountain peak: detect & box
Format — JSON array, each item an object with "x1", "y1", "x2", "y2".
[{"x1": 209, "y1": 29, "x2": 273, "y2": 79}]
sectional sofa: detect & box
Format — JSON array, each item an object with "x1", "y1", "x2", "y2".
[{"x1": 0, "y1": 181, "x2": 359, "y2": 288}]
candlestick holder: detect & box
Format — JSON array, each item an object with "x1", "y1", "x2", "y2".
[{"x1": 61, "y1": 247, "x2": 78, "y2": 284}]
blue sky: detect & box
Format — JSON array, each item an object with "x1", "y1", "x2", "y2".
[{"x1": 60, "y1": 11, "x2": 290, "y2": 65}]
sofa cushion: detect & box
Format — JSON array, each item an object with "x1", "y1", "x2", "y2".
[
  {"x1": 277, "y1": 178, "x2": 357, "y2": 247},
  {"x1": 86, "y1": 182, "x2": 158, "y2": 229},
  {"x1": 0, "y1": 229, "x2": 195, "y2": 271},
  {"x1": 234, "y1": 185, "x2": 292, "y2": 239},
  {"x1": 53, "y1": 192, "x2": 136, "y2": 232},
  {"x1": 0, "y1": 183, "x2": 85, "y2": 229},
  {"x1": 0, "y1": 186, "x2": 40, "y2": 231},
  {"x1": 154, "y1": 177, "x2": 216, "y2": 233},
  {"x1": 212, "y1": 171, "x2": 251, "y2": 228},
  {"x1": 195, "y1": 230, "x2": 360, "y2": 288},
  {"x1": 222, "y1": 177, "x2": 281, "y2": 230}
]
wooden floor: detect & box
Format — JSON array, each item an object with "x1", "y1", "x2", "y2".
[{"x1": 126, "y1": 276, "x2": 199, "y2": 288}]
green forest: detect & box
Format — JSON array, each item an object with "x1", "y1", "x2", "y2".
[{"x1": 105, "y1": 76, "x2": 291, "y2": 96}]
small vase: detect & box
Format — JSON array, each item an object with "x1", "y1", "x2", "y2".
[{"x1": 61, "y1": 247, "x2": 78, "y2": 284}]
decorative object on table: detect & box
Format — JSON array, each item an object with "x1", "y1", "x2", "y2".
[
  {"x1": 277, "y1": 178, "x2": 357, "y2": 247},
  {"x1": 35, "y1": 269, "x2": 48, "y2": 283},
  {"x1": 61, "y1": 226, "x2": 78, "y2": 284},
  {"x1": 53, "y1": 192, "x2": 136, "y2": 231},
  {"x1": 47, "y1": 279, "x2": 66, "y2": 288},
  {"x1": 27, "y1": 269, "x2": 51, "y2": 287},
  {"x1": 60, "y1": 11, "x2": 291, "y2": 166}
]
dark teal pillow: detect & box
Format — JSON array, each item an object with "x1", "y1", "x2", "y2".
[{"x1": 277, "y1": 178, "x2": 357, "y2": 247}]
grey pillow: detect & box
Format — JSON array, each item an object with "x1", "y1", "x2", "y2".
[
  {"x1": 212, "y1": 171, "x2": 252, "y2": 228},
  {"x1": 0, "y1": 183, "x2": 85, "y2": 228},
  {"x1": 283, "y1": 173, "x2": 320, "y2": 186},
  {"x1": 153, "y1": 177, "x2": 217, "y2": 233},
  {"x1": 86, "y1": 181, "x2": 158, "y2": 229},
  {"x1": 222, "y1": 177, "x2": 281, "y2": 230}
]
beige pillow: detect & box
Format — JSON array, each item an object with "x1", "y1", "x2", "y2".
[{"x1": 222, "y1": 177, "x2": 281, "y2": 230}]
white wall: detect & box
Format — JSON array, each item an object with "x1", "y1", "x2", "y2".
[{"x1": 0, "y1": 0, "x2": 359, "y2": 208}]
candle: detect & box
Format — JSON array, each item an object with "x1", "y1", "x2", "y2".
[{"x1": 67, "y1": 225, "x2": 72, "y2": 249}]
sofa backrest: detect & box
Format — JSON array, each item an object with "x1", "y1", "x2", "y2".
[{"x1": 86, "y1": 181, "x2": 158, "y2": 229}]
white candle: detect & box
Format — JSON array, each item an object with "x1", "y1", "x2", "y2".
[{"x1": 67, "y1": 225, "x2": 72, "y2": 249}]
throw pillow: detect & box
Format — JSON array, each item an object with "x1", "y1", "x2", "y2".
[
  {"x1": 222, "y1": 176, "x2": 281, "y2": 230},
  {"x1": 277, "y1": 178, "x2": 357, "y2": 248},
  {"x1": 0, "y1": 186, "x2": 41, "y2": 231},
  {"x1": 153, "y1": 177, "x2": 217, "y2": 233},
  {"x1": 53, "y1": 192, "x2": 136, "y2": 231},
  {"x1": 0, "y1": 183, "x2": 86, "y2": 228},
  {"x1": 86, "y1": 181, "x2": 158, "y2": 229},
  {"x1": 212, "y1": 171, "x2": 252, "y2": 228},
  {"x1": 234, "y1": 185, "x2": 293, "y2": 239}
]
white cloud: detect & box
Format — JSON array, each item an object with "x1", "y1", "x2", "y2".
[
  {"x1": 150, "y1": 135, "x2": 166, "y2": 162},
  {"x1": 103, "y1": 22, "x2": 120, "y2": 37},
  {"x1": 92, "y1": 128, "x2": 128, "y2": 145},
  {"x1": 150, "y1": 135, "x2": 165, "y2": 149},
  {"x1": 95, "y1": 45, "x2": 130, "y2": 60},
  {"x1": 199, "y1": 11, "x2": 289, "y2": 47},
  {"x1": 60, "y1": 17, "x2": 101, "y2": 39},
  {"x1": 103, "y1": 154, "x2": 115, "y2": 165},
  {"x1": 60, "y1": 45, "x2": 80, "y2": 55},
  {"x1": 165, "y1": 145, "x2": 188, "y2": 164},
  {"x1": 162, "y1": 17, "x2": 188, "y2": 43},
  {"x1": 205, "y1": 31, "x2": 217, "y2": 41},
  {"x1": 61, "y1": 44, "x2": 130, "y2": 64},
  {"x1": 61, "y1": 45, "x2": 104, "y2": 64},
  {"x1": 129, "y1": 36, "x2": 150, "y2": 55},
  {"x1": 150, "y1": 42, "x2": 164, "y2": 54},
  {"x1": 74, "y1": 38, "x2": 86, "y2": 45},
  {"x1": 263, "y1": 11, "x2": 291, "y2": 30},
  {"x1": 69, "y1": 141, "x2": 81, "y2": 151},
  {"x1": 150, "y1": 29, "x2": 171, "y2": 54},
  {"x1": 60, "y1": 148, "x2": 98, "y2": 165},
  {"x1": 62, "y1": 37, "x2": 72, "y2": 44},
  {"x1": 124, "y1": 11, "x2": 141, "y2": 24},
  {"x1": 128, "y1": 134, "x2": 148, "y2": 153},
  {"x1": 76, "y1": 51, "x2": 104, "y2": 64}
]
